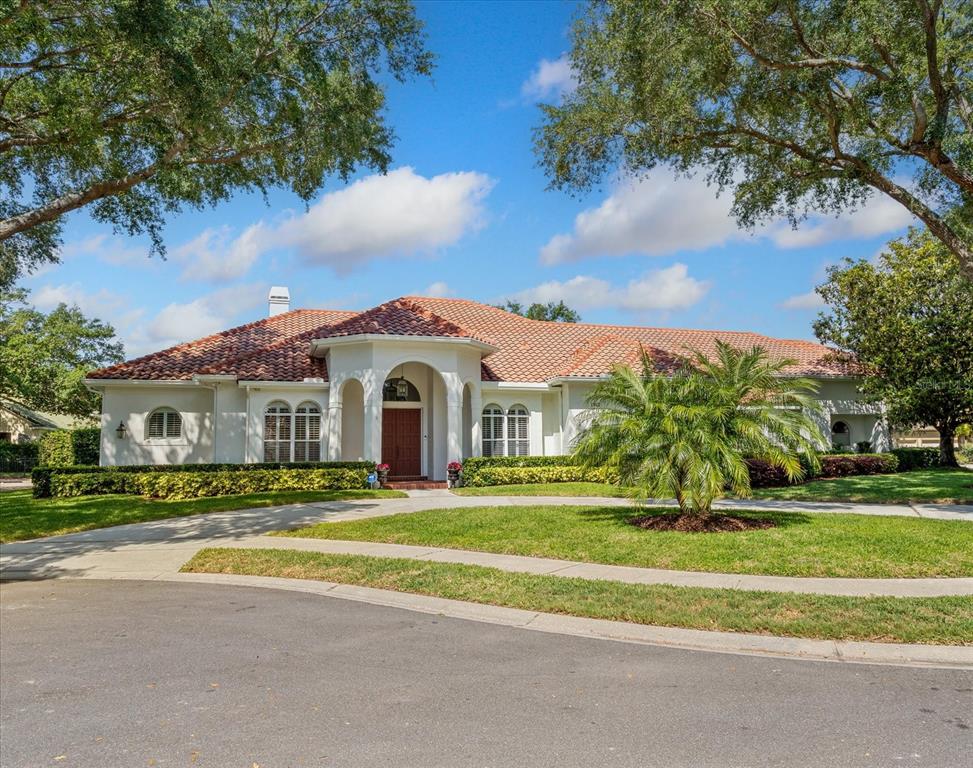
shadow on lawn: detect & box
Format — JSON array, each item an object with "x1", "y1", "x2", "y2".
[{"x1": 575, "y1": 505, "x2": 814, "y2": 529}]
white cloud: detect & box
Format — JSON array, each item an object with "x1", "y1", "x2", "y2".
[
  {"x1": 541, "y1": 174, "x2": 743, "y2": 265},
  {"x1": 172, "y1": 223, "x2": 268, "y2": 282},
  {"x1": 512, "y1": 263, "x2": 710, "y2": 313},
  {"x1": 768, "y1": 194, "x2": 915, "y2": 249},
  {"x1": 779, "y1": 290, "x2": 825, "y2": 310},
  {"x1": 278, "y1": 167, "x2": 494, "y2": 272},
  {"x1": 32, "y1": 283, "x2": 130, "y2": 317},
  {"x1": 542, "y1": 170, "x2": 917, "y2": 265},
  {"x1": 521, "y1": 54, "x2": 577, "y2": 102},
  {"x1": 423, "y1": 281, "x2": 452, "y2": 297},
  {"x1": 144, "y1": 284, "x2": 265, "y2": 350},
  {"x1": 60, "y1": 234, "x2": 152, "y2": 268}
]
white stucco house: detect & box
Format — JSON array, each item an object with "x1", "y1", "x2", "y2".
[{"x1": 85, "y1": 290, "x2": 890, "y2": 481}]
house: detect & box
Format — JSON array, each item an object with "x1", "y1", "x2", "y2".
[
  {"x1": 85, "y1": 290, "x2": 889, "y2": 480},
  {"x1": 0, "y1": 400, "x2": 83, "y2": 444}
]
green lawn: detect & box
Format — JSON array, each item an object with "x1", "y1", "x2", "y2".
[
  {"x1": 0, "y1": 489, "x2": 405, "y2": 543},
  {"x1": 183, "y1": 548, "x2": 973, "y2": 645},
  {"x1": 276, "y1": 503, "x2": 973, "y2": 578},
  {"x1": 752, "y1": 468, "x2": 973, "y2": 504},
  {"x1": 453, "y1": 482, "x2": 630, "y2": 497}
]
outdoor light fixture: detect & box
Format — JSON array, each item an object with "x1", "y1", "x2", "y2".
[
  {"x1": 115, "y1": 421, "x2": 127, "y2": 439},
  {"x1": 394, "y1": 364, "x2": 409, "y2": 400}
]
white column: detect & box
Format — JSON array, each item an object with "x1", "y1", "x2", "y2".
[
  {"x1": 326, "y1": 401, "x2": 342, "y2": 460},
  {"x1": 470, "y1": 385, "x2": 482, "y2": 458},
  {"x1": 363, "y1": 386, "x2": 383, "y2": 464},
  {"x1": 446, "y1": 398, "x2": 463, "y2": 464}
]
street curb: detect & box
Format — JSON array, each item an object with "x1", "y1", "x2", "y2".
[{"x1": 153, "y1": 571, "x2": 973, "y2": 670}]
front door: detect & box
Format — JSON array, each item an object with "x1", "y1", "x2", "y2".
[{"x1": 382, "y1": 408, "x2": 422, "y2": 477}]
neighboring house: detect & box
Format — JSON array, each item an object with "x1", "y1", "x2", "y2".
[
  {"x1": 892, "y1": 427, "x2": 965, "y2": 449},
  {"x1": 85, "y1": 291, "x2": 889, "y2": 480},
  {"x1": 0, "y1": 400, "x2": 81, "y2": 444}
]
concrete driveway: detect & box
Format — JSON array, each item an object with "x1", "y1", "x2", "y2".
[{"x1": 2, "y1": 579, "x2": 972, "y2": 768}]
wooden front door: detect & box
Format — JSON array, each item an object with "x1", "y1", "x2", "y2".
[{"x1": 382, "y1": 408, "x2": 422, "y2": 477}]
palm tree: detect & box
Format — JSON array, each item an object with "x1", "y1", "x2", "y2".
[{"x1": 574, "y1": 342, "x2": 823, "y2": 522}]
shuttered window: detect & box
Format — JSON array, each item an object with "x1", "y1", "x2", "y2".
[
  {"x1": 506, "y1": 405, "x2": 529, "y2": 457},
  {"x1": 264, "y1": 402, "x2": 292, "y2": 463},
  {"x1": 146, "y1": 408, "x2": 181, "y2": 439},
  {"x1": 481, "y1": 404, "x2": 530, "y2": 457},
  {"x1": 294, "y1": 402, "x2": 321, "y2": 462},
  {"x1": 481, "y1": 404, "x2": 505, "y2": 457}
]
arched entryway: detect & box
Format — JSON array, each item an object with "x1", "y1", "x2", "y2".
[{"x1": 380, "y1": 361, "x2": 449, "y2": 479}]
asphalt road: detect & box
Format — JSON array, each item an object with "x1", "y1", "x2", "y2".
[{"x1": 1, "y1": 580, "x2": 971, "y2": 768}]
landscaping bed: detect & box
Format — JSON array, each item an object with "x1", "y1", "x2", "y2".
[
  {"x1": 0, "y1": 488, "x2": 405, "y2": 543},
  {"x1": 275, "y1": 503, "x2": 973, "y2": 578},
  {"x1": 452, "y1": 482, "x2": 630, "y2": 497},
  {"x1": 182, "y1": 548, "x2": 973, "y2": 645}
]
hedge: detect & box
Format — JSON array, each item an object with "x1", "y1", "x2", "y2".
[
  {"x1": 37, "y1": 428, "x2": 100, "y2": 466},
  {"x1": 32, "y1": 461, "x2": 374, "y2": 498},
  {"x1": 890, "y1": 447, "x2": 944, "y2": 471},
  {"x1": 463, "y1": 453, "x2": 898, "y2": 490},
  {"x1": 463, "y1": 464, "x2": 620, "y2": 488},
  {"x1": 49, "y1": 467, "x2": 369, "y2": 500}
]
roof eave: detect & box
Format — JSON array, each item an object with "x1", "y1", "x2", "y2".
[{"x1": 309, "y1": 334, "x2": 498, "y2": 356}]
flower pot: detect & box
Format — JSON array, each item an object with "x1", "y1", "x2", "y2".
[
  {"x1": 447, "y1": 469, "x2": 460, "y2": 488},
  {"x1": 378, "y1": 469, "x2": 390, "y2": 486}
]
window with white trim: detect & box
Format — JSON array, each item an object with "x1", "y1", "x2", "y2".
[
  {"x1": 264, "y1": 402, "x2": 292, "y2": 462},
  {"x1": 294, "y1": 402, "x2": 322, "y2": 462},
  {"x1": 146, "y1": 408, "x2": 181, "y2": 439},
  {"x1": 506, "y1": 405, "x2": 529, "y2": 456},
  {"x1": 481, "y1": 404, "x2": 505, "y2": 457}
]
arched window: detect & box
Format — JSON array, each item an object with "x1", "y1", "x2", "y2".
[
  {"x1": 264, "y1": 402, "x2": 292, "y2": 462},
  {"x1": 506, "y1": 405, "x2": 529, "y2": 456},
  {"x1": 482, "y1": 404, "x2": 505, "y2": 457},
  {"x1": 831, "y1": 420, "x2": 851, "y2": 448},
  {"x1": 146, "y1": 408, "x2": 181, "y2": 439},
  {"x1": 383, "y1": 377, "x2": 420, "y2": 402},
  {"x1": 294, "y1": 402, "x2": 322, "y2": 462}
]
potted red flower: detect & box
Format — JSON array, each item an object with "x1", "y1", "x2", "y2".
[
  {"x1": 376, "y1": 463, "x2": 391, "y2": 486},
  {"x1": 446, "y1": 461, "x2": 462, "y2": 488}
]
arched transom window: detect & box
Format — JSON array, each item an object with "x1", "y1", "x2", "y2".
[
  {"x1": 146, "y1": 408, "x2": 181, "y2": 439},
  {"x1": 481, "y1": 404, "x2": 530, "y2": 457},
  {"x1": 264, "y1": 401, "x2": 323, "y2": 463}
]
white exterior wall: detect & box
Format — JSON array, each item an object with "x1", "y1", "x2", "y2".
[
  {"x1": 94, "y1": 349, "x2": 891, "y2": 468},
  {"x1": 99, "y1": 385, "x2": 214, "y2": 466}
]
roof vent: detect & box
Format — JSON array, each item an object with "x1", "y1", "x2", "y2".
[{"x1": 268, "y1": 286, "x2": 290, "y2": 317}]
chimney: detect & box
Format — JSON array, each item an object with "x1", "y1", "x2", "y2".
[{"x1": 268, "y1": 286, "x2": 290, "y2": 316}]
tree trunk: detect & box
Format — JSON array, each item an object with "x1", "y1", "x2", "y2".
[{"x1": 938, "y1": 424, "x2": 959, "y2": 467}]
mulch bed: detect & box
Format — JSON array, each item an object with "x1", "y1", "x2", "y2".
[{"x1": 629, "y1": 513, "x2": 777, "y2": 533}]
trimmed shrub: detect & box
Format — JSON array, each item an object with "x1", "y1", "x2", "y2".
[
  {"x1": 818, "y1": 452, "x2": 898, "y2": 478},
  {"x1": 32, "y1": 461, "x2": 374, "y2": 498},
  {"x1": 134, "y1": 468, "x2": 367, "y2": 500},
  {"x1": 37, "y1": 427, "x2": 100, "y2": 466},
  {"x1": 746, "y1": 453, "x2": 898, "y2": 488},
  {"x1": 464, "y1": 464, "x2": 620, "y2": 488},
  {"x1": 461, "y1": 455, "x2": 584, "y2": 485},
  {"x1": 890, "y1": 447, "x2": 943, "y2": 471}
]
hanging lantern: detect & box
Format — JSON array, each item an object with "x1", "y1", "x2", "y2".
[{"x1": 395, "y1": 378, "x2": 409, "y2": 400}]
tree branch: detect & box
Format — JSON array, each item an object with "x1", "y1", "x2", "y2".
[{"x1": 0, "y1": 139, "x2": 187, "y2": 242}]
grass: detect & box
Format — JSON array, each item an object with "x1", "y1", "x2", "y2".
[
  {"x1": 752, "y1": 468, "x2": 973, "y2": 504},
  {"x1": 276, "y1": 503, "x2": 973, "y2": 578},
  {"x1": 183, "y1": 548, "x2": 973, "y2": 645},
  {"x1": 453, "y1": 482, "x2": 630, "y2": 497},
  {"x1": 0, "y1": 489, "x2": 406, "y2": 543}
]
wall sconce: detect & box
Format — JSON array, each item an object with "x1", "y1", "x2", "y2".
[{"x1": 115, "y1": 421, "x2": 127, "y2": 439}]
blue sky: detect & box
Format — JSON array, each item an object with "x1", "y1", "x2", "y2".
[{"x1": 19, "y1": 0, "x2": 915, "y2": 358}]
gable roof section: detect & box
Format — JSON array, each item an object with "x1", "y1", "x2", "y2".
[
  {"x1": 313, "y1": 297, "x2": 495, "y2": 346},
  {"x1": 87, "y1": 296, "x2": 859, "y2": 383}
]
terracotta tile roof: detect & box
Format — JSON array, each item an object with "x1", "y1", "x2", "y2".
[
  {"x1": 315, "y1": 298, "x2": 495, "y2": 346},
  {"x1": 88, "y1": 296, "x2": 859, "y2": 383},
  {"x1": 406, "y1": 296, "x2": 861, "y2": 380},
  {"x1": 87, "y1": 309, "x2": 355, "y2": 381}
]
